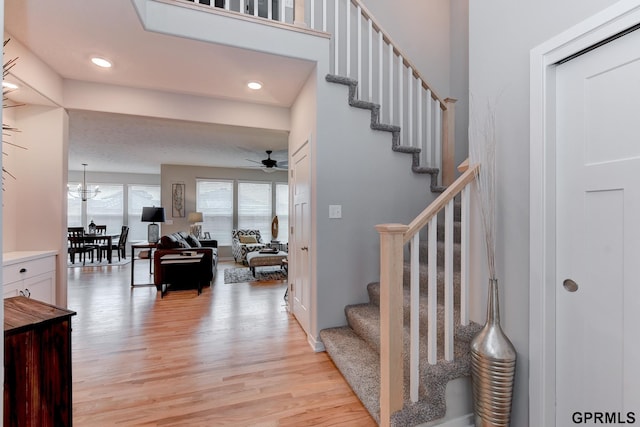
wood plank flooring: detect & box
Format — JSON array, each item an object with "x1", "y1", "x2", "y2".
[{"x1": 67, "y1": 259, "x2": 375, "y2": 426}]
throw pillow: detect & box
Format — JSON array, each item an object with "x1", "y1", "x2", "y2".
[
  {"x1": 186, "y1": 234, "x2": 202, "y2": 248},
  {"x1": 239, "y1": 235, "x2": 258, "y2": 244}
]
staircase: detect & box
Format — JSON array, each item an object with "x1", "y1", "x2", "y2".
[
  {"x1": 182, "y1": 1, "x2": 476, "y2": 425},
  {"x1": 320, "y1": 196, "x2": 481, "y2": 426}
]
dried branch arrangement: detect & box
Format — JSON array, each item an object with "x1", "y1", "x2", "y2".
[
  {"x1": 3, "y1": 39, "x2": 26, "y2": 189},
  {"x1": 469, "y1": 99, "x2": 497, "y2": 280}
]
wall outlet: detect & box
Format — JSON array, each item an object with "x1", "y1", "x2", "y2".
[{"x1": 329, "y1": 204, "x2": 342, "y2": 219}]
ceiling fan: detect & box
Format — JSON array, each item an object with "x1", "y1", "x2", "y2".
[{"x1": 246, "y1": 150, "x2": 288, "y2": 172}]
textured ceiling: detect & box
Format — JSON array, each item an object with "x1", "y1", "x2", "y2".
[{"x1": 4, "y1": 0, "x2": 314, "y2": 173}]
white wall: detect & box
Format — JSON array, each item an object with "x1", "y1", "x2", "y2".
[
  {"x1": 468, "y1": 0, "x2": 618, "y2": 424},
  {"x1": 3, "y1": 105, "x2": 69, "y2": 305}
]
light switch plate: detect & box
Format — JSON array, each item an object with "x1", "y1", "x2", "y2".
[{"x1": 329, "y1": 205, "x2": 342, "y2": 219}]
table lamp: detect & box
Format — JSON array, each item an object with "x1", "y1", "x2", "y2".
[
  {"x1": 188, "y1": 211, "x2": 203, "y2": 238},
  {"x1": 141, "y1": 206, "x2": 165, "y2": 243}
]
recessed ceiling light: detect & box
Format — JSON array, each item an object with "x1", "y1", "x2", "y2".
[
  {"x1": 247, "y1": 81, "x2": 263, "y2": 90},
  {"x1": 91, "y1": 57, "x2": 112, "y2": 68},
  {"x1": 2, "y1": 81, "x2": 19, "y2": 90}
]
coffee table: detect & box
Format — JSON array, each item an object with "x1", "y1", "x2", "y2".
[{"x1": 246, "y1": 251, "x2": 288, "y2": 277}]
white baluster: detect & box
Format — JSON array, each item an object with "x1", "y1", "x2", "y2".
[
  {"x1": 410, "y1": 233, "x2": 420, "y2": 403},
  {"x1": 268, "y1": 0, "x2": 273, "y2": 20},
  {"x1": 357, "y1": 5, "x2": 362, "y2": 97},
  {"x1": 444, "y1": 199, "x2": 454, "y2": 361},
  {"x1": 435, "y1": 105, "x2": 442, "y2": 184},
  {"x1": 408, "y1": 67, "x2": 413, "y2": 147},
  {"x1": 310, "y1": 0, "x2": 314, "y2": 27},
  {"x1": 461, "y1": 184, "x2": 470, "y2": 326},
  {"x1": 427, "y1": 215, "x2": 438, "y2": 364},
  {"x1": 368, "y1": 18, "x2": 372, "y2": 102},
  {"x1": 378, "y1": 31, "x2": 383, "y2": 119},
  {"x1": 426, "y1": 90, "x2": 432, "y2": 165},
  {"x1": 225, "y1": 0, "x2": 230, "y2": 10},
  {"x1": 322, "y1": 0, "x2": 327, "y2": 31},
  {"x1": 389, "y1": 44, "x2": 394, "y2": 124},
  {"x1": 417, "y1": 79, "x2": 423, "y2": 158},
  {"x1": 280, "y1": 0, "x2": 285, "y2": 22},
  {"x1": 346, "y1": 0, "x2": 351, "y2": 77},
  {"x1": 398, "y1": 57, "x2": 403, "y2": 144},
  {"x1": 254, "y1": 0, "x2": 258, "y2": 16},
  {"x1": 334, "y1": 0, "x2": 339, "y2": 74}
]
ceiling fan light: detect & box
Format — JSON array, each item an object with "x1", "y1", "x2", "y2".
[{"x1": 247, "y1": 80, "x2": 263, "y2": 90}]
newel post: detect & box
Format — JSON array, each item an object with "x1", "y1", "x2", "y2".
[
  {"x1": 375, "y1": 223, "x2": 409, "y2": 426},
  {"x1": 442, "y1": 98, "x2": 457, "y2": 186}
]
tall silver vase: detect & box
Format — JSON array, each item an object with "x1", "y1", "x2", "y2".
[{"x1": 470, "y1": 279, "x2": 516, "y2": 427}]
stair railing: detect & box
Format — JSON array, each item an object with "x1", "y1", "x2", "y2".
[
  {"x1": 180, "y1": 0, "x2": 456, "y2": 185},
  {"x1": 184, "y1": 0, "x2": 291, "y2": 24},
  {"x1": 307, "y1": 0, "x2": 456, "y2": 185},
  {"x1": 376, "y1": 161, "x2": 478, "y2": 426}
]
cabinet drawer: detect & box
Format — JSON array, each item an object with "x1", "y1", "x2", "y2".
[{"x1": 3, "y1": 256, "x2": 55, "y2": 284}]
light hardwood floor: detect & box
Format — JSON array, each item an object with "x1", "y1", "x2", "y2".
[{"x1": 67, "y1": 258, "x2": 375, "y2": 426}]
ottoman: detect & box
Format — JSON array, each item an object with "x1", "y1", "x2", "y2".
[{"x1": 246, "y1": 251, "x2": 288, "y2": 276}]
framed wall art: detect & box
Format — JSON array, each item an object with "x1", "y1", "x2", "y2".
[{"x1": 172, "y1": 182, "x2": 185, "y2": 217}]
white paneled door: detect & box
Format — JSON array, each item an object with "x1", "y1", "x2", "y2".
[
  {"x1": 555, "y1": 28, "x2": 640, "y2": 425},
  {"x1": 291, "y1": 141, "x2": 311, "y2": 334}
]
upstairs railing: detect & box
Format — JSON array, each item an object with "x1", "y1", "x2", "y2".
[
  {"x1": 183, "y1": 0, "x2": 456, "y2": 185},
  {"x1": 306, "y1": 0, "x2": 456, "y2": 185},
  {"x1": 375, "y1": 161, "x2": 477, "y2": 426}
]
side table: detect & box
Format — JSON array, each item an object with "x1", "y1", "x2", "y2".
[
  {"x1": 131, "y1": 241, "x2": 157, "y2": 287},
  {"x1": 159, "y1": 253, "x2": 205, "y2": 297}
]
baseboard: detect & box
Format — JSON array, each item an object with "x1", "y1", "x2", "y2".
[
  {"x1": 434, "y1": 414, "x2": 474, "y2": 427},
  {"x1": 308, "y1": 333, "x2": 325, "y2": 352}
]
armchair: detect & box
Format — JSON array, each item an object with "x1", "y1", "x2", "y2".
[{"x1": 232, "y1": 229, "x2": 267, "y2": 264}]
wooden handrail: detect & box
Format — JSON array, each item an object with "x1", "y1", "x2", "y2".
[
  {"x1": 348, "y1": 0, "x2": 448, "y2": 109},
  {"x1": 403, "y1": 162, "x2": 479, "y2": 244}
]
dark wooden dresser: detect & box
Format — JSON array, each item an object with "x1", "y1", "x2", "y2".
[{"x1": 4, "y1": 296, "x2": 76, "y2": 427}]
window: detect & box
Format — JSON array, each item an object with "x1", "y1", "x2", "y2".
[
  {"x1": 67, "y1": 182, "x2": 83, "y2": 227},
  {"x1": 275, "y1": 183, "x2": 289, "y2": 242},
  {"x1": 197, "y1": 180, "x2": 233, "y2": 246},
  {"x1": 128, "y1": 184, "x2": 161, "y2": 242},
  {"x1": 238, "y1": 182, "x2": 272, "y2": 241},
  {"x1": 86, "y1": 184, "x2": 124, "y2": 233}
]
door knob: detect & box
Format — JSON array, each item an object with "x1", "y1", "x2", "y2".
[{"x1": 563, "y1": 278, "x2": 579, "y2": 292}]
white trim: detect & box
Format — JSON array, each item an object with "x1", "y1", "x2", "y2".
[
  {"x1": 529, "y1": 1, "x2": 640, "y2": 426},
  {"x1": 418, "y1": 414, "x2": 473, "y2": 427},
  {"x1": 308, "y1": 333, "x2": 325, "y2": 352}
]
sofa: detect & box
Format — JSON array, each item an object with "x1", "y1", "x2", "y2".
[
  {"x1": 232, "y1": 229, "x2": 267, "y2": 264},
  {"x1": 153, "y1": 231, "x2": 218, "y2": 290}
]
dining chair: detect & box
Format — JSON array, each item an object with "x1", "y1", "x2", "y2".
[
  {"x1": 68, "y1": 227, "x2": 95, "y2": 265},
  {"x1": 100, "y1": 225, "x2": 129, "y2": 262}
]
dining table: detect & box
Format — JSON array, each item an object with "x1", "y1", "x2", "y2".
[{"x1": 76, "y1": 233, "x2": 120, "y2": 264}]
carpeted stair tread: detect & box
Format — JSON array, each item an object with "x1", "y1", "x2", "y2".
[
  {"x1": 337, "y1": 298, "x2": 482, "y2": 425},
  {"x1": 319, "y1": 326, "x2": 382, "y2": 423}
]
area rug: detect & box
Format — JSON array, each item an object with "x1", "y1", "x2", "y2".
[
  {"x1": 224, "y1": 267, "x2": 287, "y2": 284},
  {"x1": 68, "y1": 258, "x2": 131, "y2": 268}
]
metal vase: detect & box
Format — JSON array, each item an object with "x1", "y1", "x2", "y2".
[{"x1": 470, "y1": 279, "x2": 517, "y2": 427}]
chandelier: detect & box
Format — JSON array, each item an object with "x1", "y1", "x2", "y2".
[{"x1": 69, "y1": 163, "x2": 100, "y2": 201}]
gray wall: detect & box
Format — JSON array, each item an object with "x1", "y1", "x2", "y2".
[
  {"x1": 314, "y1": 76, "x2": 438, "y2": 333},
  {"x1": 468, "y1": 0, "x2": 618, "y2": 424}
]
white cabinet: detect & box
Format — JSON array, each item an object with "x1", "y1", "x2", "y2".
[{"x1": 3, "y1": 251, "x2": 57, "y2": 305}]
